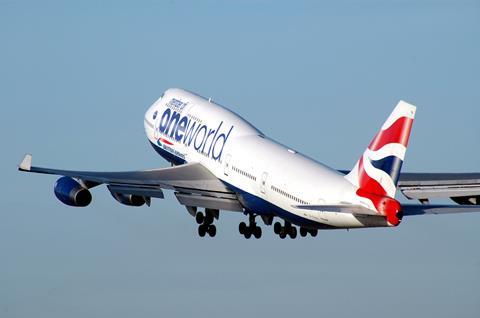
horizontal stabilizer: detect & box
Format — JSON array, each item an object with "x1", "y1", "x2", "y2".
[
  {"x1": 295, "y1": 204, "x2": 379, "y2": 216},
  {"x1": 402, "y1": 204, "x2": 480, "y2": 216},
  {"x1": 296, "y1": 203, "x2": 480, "y2": 217}
]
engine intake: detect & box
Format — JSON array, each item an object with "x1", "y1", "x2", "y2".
[{"x1": 54, "y1": 177, "x2": 92, "y2": 207}]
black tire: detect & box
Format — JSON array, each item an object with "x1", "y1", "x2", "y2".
[
  {"x1": 285, "y1": 222, "x2": 292, "y2": 233},
  {"x1": 253, "y1": 226, "x2": 262, "y2": 239},
  {"x1": 204, "y1": 213, "x2": 214, "y2": 225},
  {"x1": 208, "y1": 225, "x2": 217, "y2": 237},
  {"x1": 196, "y1": 212, "x2": 204, "y2": 225},
  {"x1": 239, "y1": 222, "x2": 247, "y2": 234},
  {"x1": 279, "y1": 230, "x2": 286, "y2": 239},
  {"x1": 310, "y1": 229, "x2": 318, "y2": 237},
  {"x1": 274, "y1": 222, "x2": 282, "y2": 234},
  {"x1": 300, "y1": 227, "x2": 308, "y2": 237},
  {"x1": 198, "y1": 225, "x2": 206, "y2": 237},
  {"x1": 244, "y1": 230, "x2": 252, "y2": 239},
  {"x1": 289, "y1": 226, "x2": 297, "y2": 239}
]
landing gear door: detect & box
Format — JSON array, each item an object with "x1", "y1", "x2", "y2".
[{"x1": 224, "y1": 154, "x2": 232, "y2": 176}]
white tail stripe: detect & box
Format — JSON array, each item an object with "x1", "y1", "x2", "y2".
[
  {"x1": 365, "y1": 143, "x2": 407, "y2": 161},
  {"x1": 362, "y1": 153, "x2": 397, "y2": 197}
]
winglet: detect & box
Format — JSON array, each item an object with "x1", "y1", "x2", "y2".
[{"x1": 18, "y1": 154, "x2": 32, "y2": 171}]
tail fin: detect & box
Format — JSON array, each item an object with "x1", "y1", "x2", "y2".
[{"x1": 345, "y1": 100, "x2": 416, "y2": 225}]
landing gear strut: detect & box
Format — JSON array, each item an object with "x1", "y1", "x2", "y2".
[
  {"x1": 239, "y1": 213, "x2": 262, "y2": 239},
  {"x1": 196, "y1": 209, "x2": 217, "y2": 237}
]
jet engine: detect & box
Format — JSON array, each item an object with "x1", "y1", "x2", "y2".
[
  {"x1": 54, "y1": 176, "x2": 92, "y2": 207},
  {"x1": 110, "y1": 192, "x2": 146, "y2": 206}
]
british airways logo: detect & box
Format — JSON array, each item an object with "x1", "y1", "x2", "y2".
[{"x1": 157, "y1": 107, "x2": 233, "y2": 161}]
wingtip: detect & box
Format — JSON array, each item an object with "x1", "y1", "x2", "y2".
[{"x1": 18, "y1": 154, "x2": 32, "y2": 171}]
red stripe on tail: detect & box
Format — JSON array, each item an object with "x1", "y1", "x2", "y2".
[
  {"x1": 368, "y1": 117, "x2": 413, "y2": 151},
  {"x1": 356, "y1": 157, "x2": 402, "y2": 226}
]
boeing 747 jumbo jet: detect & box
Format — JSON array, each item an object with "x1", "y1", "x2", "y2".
[{"x1": 19, "y1": 88, "x2": 480, "y2": 238}]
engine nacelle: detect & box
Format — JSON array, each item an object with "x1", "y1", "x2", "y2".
[
  {"x1": 110, "y1": 192, "x2": 146, "y2": 206},
  {"x1": 54, "y1": 176, "x2": 92, "y2": 207}
]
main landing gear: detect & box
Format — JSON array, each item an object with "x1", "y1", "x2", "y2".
[
  {"x1": 299, "y1": 226, "x2": 318, "y2": 238},
  {"x1": 273, "y1": 221, "x2": 318, "y2": 239},
  {"x1": 239, "y1": 213, "x2": 262, "y2": 239},
  {"x1": 196, "y1": 209, "x2": 217, "y2": 237},
  {"x1": 273, "y1": 221, "x2": 296, "y2": 239}
]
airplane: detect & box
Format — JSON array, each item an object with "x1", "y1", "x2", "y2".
[{"x1": 18, "y1": 88, "x2": 480, "y2": 239}]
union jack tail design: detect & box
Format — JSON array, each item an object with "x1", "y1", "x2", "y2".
[{"x1": 345, "y1": 100, "x2": 416, "y2": 226}]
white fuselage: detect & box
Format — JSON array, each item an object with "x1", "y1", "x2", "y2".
[{"x1": 144, "y1": 88, "x2": 390, "y2": 229}]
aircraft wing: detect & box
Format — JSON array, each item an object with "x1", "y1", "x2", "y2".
[
  {"x1": 397, "y1": 172, "x2": 480, "y2": 204},
  {"x1": 401, "y1": 204, "x2": 480, "y2": 215},
  {"x1": 18, "y1": 154, "x2": 243, "y2": 212},
  {"x1": 338, "y1": 170, "x2": 480, "y2": 205}
]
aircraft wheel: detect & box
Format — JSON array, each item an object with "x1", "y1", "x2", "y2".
[
  {"x1": 289, "y1": 227, "x2": 297, "y2": 239},
  {"x1": 208, "y1": 225, "x2": 217, "y2": 237},
  {"x1": 274, "y1": 222, "x2": 282, "y2": 234},
  {"x1": 285, "y1": 222, "x2": 292, "y2": 233},
  {"x1": 198, "y1": 224, "x2": 207, "y2": 237},
  {"x1": 310, "y1": 229, "x2": 318, "y2": 237},
  {"x1": 196, "y1": 212, "x2": 204, "y2": 225},
  {"x1": 300, "y1": 227, "x2": 308, "y2": 237},
  {"x1": 253, "y1": 226, "x2": 262, "y2": 239},
  {"x1": 244, "y1": 230, "x2": 252, "y2": 239},
  {"x1": 204, "y1": 213, "x2": 214, "y2": 225},
  {"x1": 279, "y1": 231, "x2": 286, "y2": 239},
  {"x1": 239, "y1": 222, "x2": 247, "y2": 234}
]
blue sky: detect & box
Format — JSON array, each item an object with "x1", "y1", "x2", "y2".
[{"x1": 1, "y1": 1, "x2": 479, "y2": 317}]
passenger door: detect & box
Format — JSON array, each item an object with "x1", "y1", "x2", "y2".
[
  {"x1": 260, "y1": 172, "x2": 268, "y2": 195},
  {"x1": 224, "y1": 154, "x2": 232, "y2": 176}
]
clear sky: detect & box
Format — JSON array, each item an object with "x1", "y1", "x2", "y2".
[{"x1": 1, "y1": 0, "x2": 479, "y2": 317}]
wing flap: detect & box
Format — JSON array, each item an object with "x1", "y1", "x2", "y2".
[
  {"x1": 107, "y1": 185, "x2": 165, "y2": 199},
  {"x1": 175, "y1": 192, "x2": 244, "y2": 212}
]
